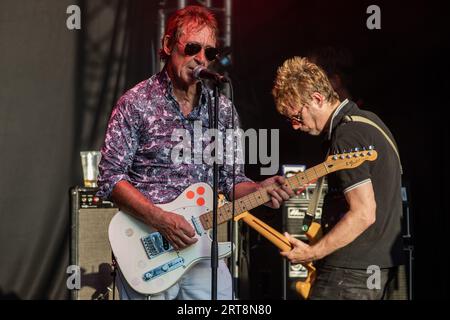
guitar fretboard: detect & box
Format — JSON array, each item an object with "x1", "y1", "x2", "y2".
[{"x1": 199, "y1": 162, "x2": 331, "y2": 230}]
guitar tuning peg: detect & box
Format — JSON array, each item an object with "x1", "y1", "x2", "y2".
[
  {"x1": 368, "y1": 145, "x2": 374, "y2": 150},
  {"x1": 354, "y1": 147, "x2": 360, "y2": 152},
  {"x1": 362, "y1": 147, "x2": 366, "y2": 151}
]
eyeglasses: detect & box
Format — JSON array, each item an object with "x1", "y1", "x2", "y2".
[
  {"x1": 285, "y1": 113, "x2": 303, "y2": 125},
  {"x1": 183, "y1": 42, "x2": 219, "y2": 61},
  {"x1": 284, "y1": 104, "x2": 305, "y2": 125}
]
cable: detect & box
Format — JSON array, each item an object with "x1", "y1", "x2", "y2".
[{"x1": 228, "y1": 79, "x2": 237, "y2": 300}]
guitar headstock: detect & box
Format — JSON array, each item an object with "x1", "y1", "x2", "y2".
[{"x1": 325, "y1": 146, "x2": 378, "y2": 173}]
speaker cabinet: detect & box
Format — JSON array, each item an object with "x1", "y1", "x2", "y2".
[
  {"x1": 281, "y1": 184, "x2": 326, "y2": 300},
  {"x1": 70, "y1": 187, "x2": 118, "y2": 300}
]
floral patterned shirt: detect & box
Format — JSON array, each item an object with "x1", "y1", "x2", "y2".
[{"x1": 97, "y1": 69, "x2": 251, "y2": 204}]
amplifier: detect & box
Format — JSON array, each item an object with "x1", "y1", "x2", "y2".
[
  {"x1": 76, "y1": 187, "x2": 116, "y2": 209},
  {"x1": 281, "y1": 166, "x2": 328, "y2": 299},
  {"x1": 70, "y1": 186, "x2": 118, "y2": 300},
  {"x1": 282, "y1": 183, "x2": 327, "y2": 240},
  {"x1": 282, "y1": 192, "x2": 327, "y2": 299}
]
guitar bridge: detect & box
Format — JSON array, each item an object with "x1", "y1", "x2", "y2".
[{"x1": 141, "y1": 232, "x2": 174, "y2": 259}]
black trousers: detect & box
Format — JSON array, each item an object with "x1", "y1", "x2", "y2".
[{"x1": 309, "y1": 264, "x2": 406, "y2": 300}]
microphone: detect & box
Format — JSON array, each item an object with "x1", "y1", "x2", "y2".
[{"x1": 192, "y1": 65, "x2": 229, "y2": 83}]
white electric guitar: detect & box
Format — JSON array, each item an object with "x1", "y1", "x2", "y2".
[{"x1": 108, "y1": 148, "x2": 378, "y2": 295}]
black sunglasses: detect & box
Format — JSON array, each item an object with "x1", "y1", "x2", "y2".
[{"x1": 184, "y1": 42, "x2": 219, "y2": 61}]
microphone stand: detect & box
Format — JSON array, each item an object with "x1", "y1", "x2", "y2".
[
  {"x1": 211, "y1": 81, "x2": 220, "y2": 300},
  {"x1": 202, "y1": 71, "x2": 230, "y2": 300}
]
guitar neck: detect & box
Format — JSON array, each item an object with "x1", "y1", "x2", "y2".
[{"x1": 199, "y1": 162, "x2": 330, "y2": 230}]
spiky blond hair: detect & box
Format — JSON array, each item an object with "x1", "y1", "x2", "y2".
[{"x1": 272, "y1": 57, "x2": 339, "y2": 114}]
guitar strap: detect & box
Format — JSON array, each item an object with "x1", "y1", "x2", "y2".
[
  {"x1": 302, "y1": 114, "x2": 403, "y2": 231},
  {"x1": 301, "y1": 175, "x2": 325, "y2": 233},
  {"x1": 343, "y1": 115, "x2": 403, "y2": 174},
  {"x1": 302, "y1": 150, "x2": 328, "y2": 232}
]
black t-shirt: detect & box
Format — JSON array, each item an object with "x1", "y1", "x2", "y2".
[{"x1": 321, "y1": 100, "x2": 404, "y2": 269}]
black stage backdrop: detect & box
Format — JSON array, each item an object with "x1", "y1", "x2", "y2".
[
  {"x1": 0, "y1": 0, "x2": 78, "y2": 299},
  {"x1": 0, "y1": 0, "x2": 448, "y2": 299}
]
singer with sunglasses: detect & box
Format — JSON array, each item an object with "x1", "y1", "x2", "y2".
[{"x1": 97, "y1": 5, "x2": 293, "y2": 300}]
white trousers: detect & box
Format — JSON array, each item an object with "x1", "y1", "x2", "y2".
[{"x1": 116, "y1": 260, "x2": 232, "y2": 300}]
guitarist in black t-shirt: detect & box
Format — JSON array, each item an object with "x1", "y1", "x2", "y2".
[{"x1": 272, "y1": 56, "x2": 405, "y2": 300}]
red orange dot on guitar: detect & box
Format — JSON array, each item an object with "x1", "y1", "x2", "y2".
[
  {"x1": 197, "y1": 197, "x2": 205, "y2": 206},
  {"x1": 186, "y1": 191, "x2": 195, "y2": 199},
  {"x1": 197, "y1": 186, "x2": 205, "y2": 195}
]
